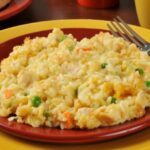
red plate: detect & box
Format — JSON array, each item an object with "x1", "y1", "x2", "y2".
[
  {"x1": 0, "y1": 0, "x2": 32, "y2": 21},
  {"x1": 0, "y1": 28, "x2": 150, "y2": 143}
]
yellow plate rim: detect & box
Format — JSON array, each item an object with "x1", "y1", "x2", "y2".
[{"x1": 1, "y1": 19, "x2": 150, "y2": 43}]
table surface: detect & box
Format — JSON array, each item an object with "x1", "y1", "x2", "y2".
[{"x1": 1, "y1": 0, "x2": 139, "y2": 30}]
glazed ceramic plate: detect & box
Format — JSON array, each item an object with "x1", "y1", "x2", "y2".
[
  {"x1": 0, "y1": 107, "x2": 149, "y2": 143},
  {"x1": 0, "y1": 25, "x2": 150, "y2": 143},
  {"x1": 0, "y1": 0, "x2": 32, "y2": 21}
]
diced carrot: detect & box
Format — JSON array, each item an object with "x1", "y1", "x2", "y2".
[
  {"x1": 4, "y1": 89, "x2": 13, "y2": 99},
  {"x1": 82, "y1": 47, "x2": 92, "y2": 51},
  {"x1": 64, "y1": 111, "x2": 74, "y2": 129},
  {"x1": 76, "y1": 47, "x2": 92, "y2": 52}
]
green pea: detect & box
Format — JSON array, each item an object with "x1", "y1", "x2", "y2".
[
  {"x1": 145, "y1": 80, "x2": 150, "y2": 87},
  {"x1": 111, "y1": 97, "x2": 117, "y2": 104},
  {"x1": 31, "y1": 96, "x2": 41, "y2": 107},
  {"x1": 68, "y1": 46, "x2": 74, "y2": 51},
  {"x1": 135, "y1": 68, "x2": 144, "y2": 75},
  {"x1": 43, "y1": 110, "x2": 49, "y2": 118},
  {"x1": 101, "y1": 63, "x2": 108, "y2": 69},
  {"x1": 59, "y1": 35, "x2": 67, "y2": 42}
]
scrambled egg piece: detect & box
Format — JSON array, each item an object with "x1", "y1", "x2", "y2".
[{"x1": 0, "y1": 28, "x2": 150, "y2": 129}]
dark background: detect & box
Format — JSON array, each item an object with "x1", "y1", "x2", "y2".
[{"x1": 1, "y1": 0, "x2": 139, "y2": 30}]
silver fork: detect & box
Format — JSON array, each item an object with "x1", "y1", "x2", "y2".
[{"x1": 107, "y1": 16, "x2": 150, "y2": 55}]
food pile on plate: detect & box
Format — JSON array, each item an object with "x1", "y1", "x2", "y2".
[{"x1": 0, "y1": 28, "x2": 150, "y2": 129}]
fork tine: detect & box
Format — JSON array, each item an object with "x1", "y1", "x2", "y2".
[
  {"x1": 109, "y1": 21, "x2": 130, "y2": 42},
  {"x1": 116, "y1": 16, "x2": 147, "y2": 45},
  {"x1": 113, "y1": 18, "x2": 143, "y2": 48},
  {"x1": 107, "y1": 24, "x2": 119, "y2": 37}
]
